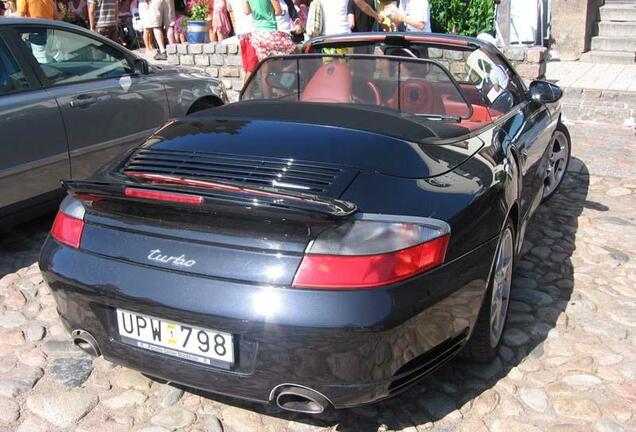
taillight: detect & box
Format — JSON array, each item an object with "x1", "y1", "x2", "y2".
[
  {"x1": 124, "y1": 188, "x2": 203, "y2": 205},
  {"x1": 50, "y1": 196, "x2": 86, "y2": 249},
  {"x1": 292, "y1": 216, "x2": 450, "y2": 289}
]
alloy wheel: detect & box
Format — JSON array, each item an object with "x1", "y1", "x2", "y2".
[
  {"x1": 543, "y1": 130, "x2": 570, "y2": 199},
  {"x1": 489, "y1": 227, "x2": 514, "y2": 348}
]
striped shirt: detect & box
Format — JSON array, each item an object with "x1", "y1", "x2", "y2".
[{"x1": 88, "y1": 0, "x2": 117, "y2": 27}]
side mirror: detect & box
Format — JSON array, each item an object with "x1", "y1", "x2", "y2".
[
  {"x1": 528, "y1": 80, "x2": 562, "y2": 104},
  {"x1": 133, "y1": 58, "x2": 149, "y2": 75}
]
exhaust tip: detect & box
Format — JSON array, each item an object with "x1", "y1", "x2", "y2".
[
  {"x1": 273, "y1": 385, "x2": 330, "y2": 414},
  {"x1": 71, "y1": 329, "x2": 101, "y2": 357}
]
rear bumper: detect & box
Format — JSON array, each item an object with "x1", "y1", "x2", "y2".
[{"x1": 39, "y1": 236, "x2": 497, "y2": 408}]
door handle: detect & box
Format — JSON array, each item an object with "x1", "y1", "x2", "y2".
[{"x1": 69, "y1": 95, "x2": 96, "y2": 108}]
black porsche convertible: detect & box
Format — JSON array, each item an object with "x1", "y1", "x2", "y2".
[{"x1": 39, "y1": 33, "x2": 571, "y2": 414}]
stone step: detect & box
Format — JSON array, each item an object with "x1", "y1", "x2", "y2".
[
  {"x1": 580, "y1": 50, "x2": 636, "y2": 64},
  {"x1": 597, "y1": 20, "x2": 636, "y2": 37},
  {"x1": 591, "y1": 36, "x2": 636, "y2": 52},
  {"x1": 600, "y1": 4, "x2": 636, "y2": 21}
]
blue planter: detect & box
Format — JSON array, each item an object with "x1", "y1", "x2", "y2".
[{"x1": 187, "y1": 20, "x2": 208, "y2": 44}]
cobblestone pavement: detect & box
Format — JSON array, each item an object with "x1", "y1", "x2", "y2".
[{"x1": 1, "y1": 122, "x2": 635, "y2": 432}]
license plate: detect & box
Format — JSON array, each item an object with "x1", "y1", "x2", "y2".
[{"x1": 116, "y1": 309, "x2": 234, "y2": 365}]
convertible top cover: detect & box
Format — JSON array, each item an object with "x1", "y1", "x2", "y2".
[{"x1": 204, "y1": 101, "x2": 471, "y2": 142}]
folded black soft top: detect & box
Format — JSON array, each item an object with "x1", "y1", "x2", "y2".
[{"x1": 196, "y1": 101, "x2": 470, "y2": 142}]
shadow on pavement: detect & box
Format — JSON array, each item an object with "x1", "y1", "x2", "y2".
[
  {"x1": 167, "y1": 157, "x2": 593, "y2": 431},
  {"x1": 0, "y1": 214, "x2": 54, "y2": 279}
]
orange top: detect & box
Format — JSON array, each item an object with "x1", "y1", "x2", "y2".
[{"x1": 17, "y1": 0, "x2": 56, "y2": 19}]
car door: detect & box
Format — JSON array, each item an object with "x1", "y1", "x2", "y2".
[
  {"x1": 12, "y1": 25, "x2": 169, "y2": 179},
  {"x1": 0, "y1": 30, "x2": 69, "y2": 217}
]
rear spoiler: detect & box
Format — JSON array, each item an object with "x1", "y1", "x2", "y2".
[{"x1": 62, "y1": 176, "x2": 357, "y2": 218}]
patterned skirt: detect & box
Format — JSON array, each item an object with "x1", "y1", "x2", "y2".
[
  {"x1": 249, "y1": 31, "x2": 296, "y2": 62},
  {"x1": 212, "y1": 5, "x2": 232, "y2": 38}
]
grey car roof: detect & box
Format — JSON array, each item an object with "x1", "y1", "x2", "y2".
[
  {"x1": 0, "y1": 18, "x2": 138, "y2": 56},
  {"x1": 0, "y1": 17, "x2": 81, "y2": 27}
]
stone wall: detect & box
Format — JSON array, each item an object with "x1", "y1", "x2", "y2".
[
  {"x1": 167, "y1": 43, "x2": 245, "y2": 101},
  {"x1": 428, "y1": 46, "x2": 548, "y2": 83},
  {"x1": 551, "y1": 0, "x2": 604, "y2": 60},
  {"x1": 167, "y1": 43, "x2": 548, "y2": 101}
]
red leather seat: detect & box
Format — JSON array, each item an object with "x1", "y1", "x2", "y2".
[
  {"x1": 386, "y1": 79, "x2": 446, "y2": 115},
  {"x1": 300, "y1": 62, "x2": 352, "y2": 104}
]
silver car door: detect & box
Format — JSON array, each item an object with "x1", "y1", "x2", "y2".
[
  {"x1": 0, "y1": 32, "x2": 69, "y2": 216},
  {"x1": 13, "y1": 25, "x2": 169, "y2": 179}
]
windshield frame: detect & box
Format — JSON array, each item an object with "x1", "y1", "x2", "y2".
[{"x1": 239, "y1": 53, "x2": 474, "y2": 120}]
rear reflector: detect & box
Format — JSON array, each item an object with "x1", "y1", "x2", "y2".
[
  {"x1": 51, "y1": 210, "x2": 85, "y2": 249},
  {"x1": 124, "y1": 188, "x2": 203, "y2": 205},
  {"x1": 292, "y1": 235, "x2": 449, "y2": 289}
]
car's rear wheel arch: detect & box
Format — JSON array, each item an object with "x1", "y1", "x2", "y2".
[
  {"x1": 463, "y1": 217, "x2": 516, "y2": 362},
  {"x1": 187, "y1": 96, "x2": 224, "y2": 115}
]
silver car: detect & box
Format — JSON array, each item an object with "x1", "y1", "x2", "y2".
[{"x1": 0, "y1": 18, "x2": 227, "y2": 225}]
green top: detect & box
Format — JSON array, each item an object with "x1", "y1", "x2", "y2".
[{"x1": 248, "y1": 0, "x2": 277, "y2": 31}]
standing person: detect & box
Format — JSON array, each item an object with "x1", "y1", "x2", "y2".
[
  {"x1": 227, "y1": 0, "x2": 257, "y2": 76},
  {"x1": 146, "y1": 0, "x2": 176, "y2": 60},
  {"x1": 349, "y1": 0, "x2": 374, "y2": 32},
  {"x1": 137, "y1": 0, "x2": 156, "y2": 55},
  {"x1": 88, "y1": 0, "x2": 119, "y2": 41},
  {"x1": 276, "y1": 0, "x2": 302, "y2": 43},
  {"x1": 243, "y1": 0, "x2": 294, "y2": 61},
  {"x1": 16, "y1": 0, "x2": 57, "y2": 19},
  {"x1": 119, "y1": 0, "x2": 138, "y2": 47},
  {"x1": 243, "y1": 0, "x2": 294, "y2": 96},
  {"x1": 211, "y1": 0, "x2": 231, "y2": 41},
  {"x1": 390, "y1": 0, "x2": 430, "y2": 32},
  {"x1": 2, "y1": 0, "x2": 21, "y2": 16},
  {"x1": 68, "y1": 0, "x2": 88, "y2": 26},
  {"x1": 321, "y1": 0, "x2": 380, "y2": 36}
]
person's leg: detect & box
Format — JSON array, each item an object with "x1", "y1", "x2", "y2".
[
  {"x1": 147, "y1": 0, "x2": 166, "y2": 57},
  {"x1": 163, "y1": 0, "x2": 176, "y2": 44},
  {"x1": 166, "y1": 26, "x2": 175, "y2": 44},
  {"x1": 143, "y1": 28, "x2": 154, "y2": 54},
  {"x1": 153, "y1": 27, "x2": 165, "y2": 52}
]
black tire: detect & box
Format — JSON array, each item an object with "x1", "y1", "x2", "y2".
[
  {"x1": 541, "y1": 122, "x2": 571, "y2": 203},
  {"x1": 463, "y1": 219, "x2": 516, "y2": 363}
]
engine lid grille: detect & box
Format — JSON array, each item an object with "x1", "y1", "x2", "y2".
[{"x1": 122, "y1": 149, "x2": 357, "y2": 197}]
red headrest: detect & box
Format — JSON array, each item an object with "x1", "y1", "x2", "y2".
[{"x1": 300, "y1": 62, "x2": 352, "y2": 103}]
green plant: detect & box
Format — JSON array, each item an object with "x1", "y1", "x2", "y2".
[
  {"x1": 188, "y1": 0, "x2": 209, "y2": 21},
  {"x1": 430, "y1": 0, "x2": 494, "y2": 37}
]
